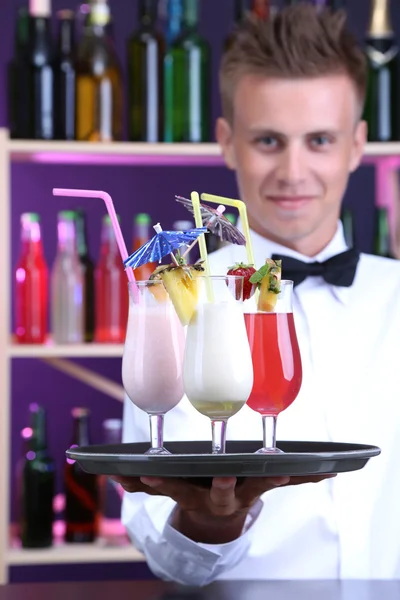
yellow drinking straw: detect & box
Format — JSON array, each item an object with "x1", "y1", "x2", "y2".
[{"x1": 200, "y1": 192, "x2": 255, "y2": 266}]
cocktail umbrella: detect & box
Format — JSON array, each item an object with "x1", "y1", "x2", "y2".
[
  {"x1": 124, "y1": 223, "x2": 208, "y2": 269},
  {"x1": 175, "y1": 195, "x2": 246, "y2": 246}
]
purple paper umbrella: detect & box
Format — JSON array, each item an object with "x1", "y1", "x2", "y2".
[{"x1": 175, "y1": 195, "x2": 246, "y2": 246}]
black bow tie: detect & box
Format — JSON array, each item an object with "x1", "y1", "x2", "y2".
[{"x1": 271, "y1": 248, "x2": 360, "y2": 288}]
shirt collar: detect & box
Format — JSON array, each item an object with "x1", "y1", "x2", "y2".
[{"x1": 235, "y1": 219, "x2": 350, "y2": 305}]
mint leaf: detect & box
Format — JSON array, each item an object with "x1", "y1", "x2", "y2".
[{"x1": 249, "y1": 264, "x2": 270, "y2": 285}]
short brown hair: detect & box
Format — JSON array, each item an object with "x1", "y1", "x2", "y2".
[{"x1": 219, "y1": 4, "x2": 367, "y2": 123}]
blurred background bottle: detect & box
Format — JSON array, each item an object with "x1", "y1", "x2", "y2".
[
  {"x1": 252, "y1": 0, "x2": 270, "y2": 19},
  {"x1": 15, "y1": 213, "x2": 48, "y2": 344},
  {"x1": 164, "y1": 0, "x2": 210, "y2": 142},
  {"x1": 20, "y1": 403, "x2": 55, "y2": 548},
  {"x1": 163, "y1": 0, "x2": 184, "y2": 141},
  {"x1": 54, "y1": 10, "x2": 76, "y2": 140},
  {"x1": 340, "y1": 207, "x2": 357, "y2": 249},
  {"x1": 127, "y1": 0, "x2": 164, "y2": 142},
  {"x1": 95, "y1": 214, "x2": 128, "y2": 343},
  {"x1": 8, "y1": 7, "x2": 30, "y2": 139},
  {"x1": 75, "y1": 0, "x2": 123, "y2": 141},
  {"x1": 373, "y1": 206, "x2": 393, "y2": 258},
  {"x1": 75, "y1": 209, "x2": 95, "y2": 342},
  {"x1": 132, "y1": 213, "x2": 157, "y2": 279},
  {"x1": 363, "y1": 0, "x2": 399, "y2": 142},
  {"x1": 51, "y1": 211, "x2": 84, "y2": 344},
  {"x1": 64, "y1": 407, "x2": 99, "y2": 543},
  {"x1": 28, "y1": 0, "x2": 54, "y2": 140},
  {"x1": 224, "y1": 0, "x2": 249, "y2": 51},
  {"x1": 99, "y1": 419, "x2": 124, "y2": 525}
]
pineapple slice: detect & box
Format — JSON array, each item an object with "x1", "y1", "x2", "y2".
[
  {"x1": 148, "y1": 265, "x2": 169, "y2": 303},
  {"x1": 161, "y1": 263, "x2": 205, "y2": 325},
  {"x1": 249, "y1": 259, "x2": 282, "y2": 312}
]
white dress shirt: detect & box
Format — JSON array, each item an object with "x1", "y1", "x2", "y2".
[{"x1": 121, "y1": 221, "x2": 400, "y2": 585}]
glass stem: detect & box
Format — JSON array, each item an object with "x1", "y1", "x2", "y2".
[
  {"x1": 262, "y1": 415, "x2": 277, "y2": 450},
  {"x1": 211, "y1": 419, "x2": 227, "y2": 454},
  {"x1": 149, "y1": 414, "x2": 164, "y2": 450}
]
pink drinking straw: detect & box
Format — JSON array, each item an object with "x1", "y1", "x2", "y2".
[{"x1": 52, "y1": 188, "x2": 139, "y2": 299}]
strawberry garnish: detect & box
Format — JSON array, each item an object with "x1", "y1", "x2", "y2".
[{"x1": 227, "y1": 262, "x2": 257, "y2": 300}]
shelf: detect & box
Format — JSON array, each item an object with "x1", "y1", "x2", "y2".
[
  {"x1": 6, "y1": 138, "x2": 400, "y2": 167},
  {"x1": 7, "y1": 520, "x2": 144, "y2": 565},
  {"x1": 8, "y1": 340, "x2": 124, "y2": 358},
  {"x1": 7, "y1": 139, "x2": 224, "y2": 167}
]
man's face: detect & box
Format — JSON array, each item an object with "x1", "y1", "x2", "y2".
[{"x1": 216, "y1": 74, "x2": 366, "y2": 254}]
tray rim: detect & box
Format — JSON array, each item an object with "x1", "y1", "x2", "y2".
[{"x1": 66, "y1": 440, "x2": 381, "y2": 463}]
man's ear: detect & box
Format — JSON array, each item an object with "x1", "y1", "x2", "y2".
[
  {"x1": 215, "y1": 117, "x2": 236, "y2": 170},
  {"x1": 349, "y1": 119, "x2": 367, "y2": 173}
]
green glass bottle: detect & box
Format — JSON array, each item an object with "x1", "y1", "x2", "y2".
[
  {"x1": 163, "y1": 0, "x2": 184, "y2": 142},
  {"x1": 127, "y1": 0, "x2": 164, "y2": 142},
  {"x1": 8, "y1": 7, "x2": 30, "y2": 139},
  {"x1": 373, "y1": 206, "x2": 393, "y2": 258},
  {"x1": 164, "y1": 0, "x2": 210, "y2": 142},
  {"x1": 20, "y1": 404, "x2": 55, "y2": 548},
  {"x1": 340, "y1": 207, "x2": 357, "y2": 249},
  {"x1": 363, "y1": 0, "x2": 399, "y2": 142}
]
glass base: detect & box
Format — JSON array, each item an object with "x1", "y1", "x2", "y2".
[
  {"x1": 255, "y1": 446, "x2": 284, "y2": 455},
  {"x1": 144, "y1": 446, "x2": 171, "y2": 455}
]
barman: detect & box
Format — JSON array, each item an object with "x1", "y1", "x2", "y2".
[{"x1": 116, "y1": 4, "x2": 400, "y2": 584}]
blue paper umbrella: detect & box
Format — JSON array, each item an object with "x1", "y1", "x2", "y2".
[{"x1": 124, "y1": 224, "x2": 208, "y2": 269}]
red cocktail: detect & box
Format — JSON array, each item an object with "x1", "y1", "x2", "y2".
[{"x1": 244, "y1": 280, "x2": 302, "y2": 453}]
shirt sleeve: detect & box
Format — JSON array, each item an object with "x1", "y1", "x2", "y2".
[{"x1": 122, "y1": 490, "x2": 263, "y2": 586}]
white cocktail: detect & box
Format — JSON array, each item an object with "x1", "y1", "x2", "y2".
[
  {"x1": 122, "y1": 281, "x2": 185, "y2": 454},
  {"x1": 182, "y1": 276, "x2": 254, "y2": 454}
]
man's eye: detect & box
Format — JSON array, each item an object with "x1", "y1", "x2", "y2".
[
  {"x1": 311, "y1": 135, "x2": 332, "y2": 147},
  {"x1": 256, "y1": 137, "x2": 278, "y2": 148}
]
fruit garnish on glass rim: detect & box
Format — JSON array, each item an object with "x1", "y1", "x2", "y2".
[
  {"x1": 227, "y1": 263, "x2": 256, "y2": 301},
  {"x1": 249, "y1": 259, "x2": 282, "y2": 312},
  {"x1": 151, "y1": 253, "x2": 205, "y2": 325}
]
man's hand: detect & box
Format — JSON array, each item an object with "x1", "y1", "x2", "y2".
[{"x1": 112, "y1": 473, "x2": 336, "y2": 544}]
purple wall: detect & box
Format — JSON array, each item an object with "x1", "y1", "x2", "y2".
[{"x1": 1, "y1": 0, "x2": 400, "y2": 582}]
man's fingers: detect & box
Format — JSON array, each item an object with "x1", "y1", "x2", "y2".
[
  {"x1": 208, "y1": 477, "x2": 238, "y2": 515},
  {"x1": 237, "y1": 476, "x2": 291, "y2": 506},
  {"x1": 285, "y1": 474, "x2": 337, "y2": 486}
]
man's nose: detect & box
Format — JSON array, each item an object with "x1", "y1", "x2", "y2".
[{"x1": 275, "y1": 144, "x2": 307, "y2": 189}]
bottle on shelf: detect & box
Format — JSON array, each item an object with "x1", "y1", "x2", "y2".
[
  {"x1": 20, "y1": 403, "x2": 55, "y2": 548},
  {"x1": 15, "y1": 212, "x2": 48, "y2": 344},
  {"x1": 28, "y1": 0, "x2": 55, "y2": 140},
  {"x1": 8, "y1": 7, "x2": 31, "y2": 139},
  {"x1": 164, "y1": 0, "x2": 210, "y2": 143},
  {"x1": 75, "y1": 0, "x2": 123, "y2": 141},
  {"x1": 340, "y1": 207, "x2": 357, "y2": 249},
  {"x1": 94, "y1": 214, "x2": 129, "y2": 343},
  {"x1": 51, "y1": 210, "x2": 84, "y2": 344},
  {"x1": 75, "y1": 209, "x2": 95, "y2": 342},
  {"x1": 224, "y1": 0, "x2": 249, "y2": 51},
  {"x1": 64, "y1": 407, "x2": 99, "y2": 543},
  {"x1": 363, "y1": 0, "x2": 399, "y2": 142},
  {"x1": 127, "y1": 0, "x2": 164, "y2": 142},
  {"x1": 252, "y1": 0, "x2": 270, "y2": 19},
  {"x1": 163, "y1": 0, "x2": 184, "y2": 141},
  {"x1": 164, "y1": 0, "x2": 184, "y2": 47},
  {"x1": 373, "y1": 206, "x2": 393, "y2": 258},
  {"x1": 100, "y1": 419, "x2": 124, "y2": 525},
  {"x1": 54, "y1": 10, "x2": 76, "y2": 141},
  {"x1": 132, "y1": 213, "x2": 157, "y2": 279}
]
